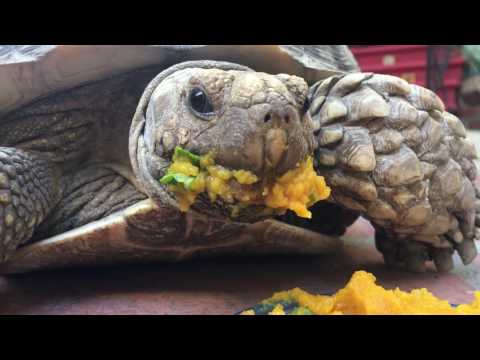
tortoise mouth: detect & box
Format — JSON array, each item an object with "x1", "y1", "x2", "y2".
[
  {"x1": 154, "y1": 148, "x2": 331, "y2": 222},
  {"x1": 131, "y1": 123, "x2": 286, "y2": 222},
  {"x1": 155, "y1": 152, "x2": 280, "y2": 223},
  {"x1": 131, "y1": 122, "x2": 331, "y2": 224}
]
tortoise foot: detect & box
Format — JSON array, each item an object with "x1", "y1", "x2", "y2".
[{"x1": 309, "y1": 72, "x2": 479, "y2": 272}]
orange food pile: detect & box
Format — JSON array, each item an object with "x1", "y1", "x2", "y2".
[{"x1": 244, "y1": 271, "x2": 480, "y2": 315}]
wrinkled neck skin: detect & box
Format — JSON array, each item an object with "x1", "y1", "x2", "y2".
[{"x1": 130, "y1": 61, "x2": 316, "y2": 223}]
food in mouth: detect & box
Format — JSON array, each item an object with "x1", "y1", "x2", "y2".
[{"x1": 160, "y1": 147, "x2": 331, "y2": 218}]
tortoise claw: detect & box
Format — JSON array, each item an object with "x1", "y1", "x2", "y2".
[
  {"x1": 405, "y1": 255, "x2": 427, "y2": 273},
  {"x1": 456, "y1": 240, "x2": 478, "y2": 265},
  {"x1": 402, "y1": 242, "x2": 428, "y2": 273},
  {"x1": 431, "y1": 248, "x2": 455, "y2": 273}
]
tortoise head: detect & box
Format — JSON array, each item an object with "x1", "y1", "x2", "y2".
[{"x1": 130, "y1": 61, "x2": 316, "y2": 220}]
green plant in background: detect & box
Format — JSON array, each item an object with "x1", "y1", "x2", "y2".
[{"x1": 462, "y1": 45, "x2": 480, "y2": 77}]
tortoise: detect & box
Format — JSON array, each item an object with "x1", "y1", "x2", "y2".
[{"x1": 0, "y1": 45, "x2": 478, "y2": 274}]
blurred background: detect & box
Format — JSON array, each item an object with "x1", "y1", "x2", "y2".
[{"x1": 349, "y1": 45, "x2": 480, "y2": 129}]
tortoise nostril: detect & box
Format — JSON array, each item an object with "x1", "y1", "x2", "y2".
[{"x1": 263, "y1": 112, "x2": 294, "y2": 125}]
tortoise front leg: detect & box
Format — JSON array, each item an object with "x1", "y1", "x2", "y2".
[
  {"x1": 0, "y1": 147, "x2": 62, "y2": 262},
  {"x1": 309, "y1": 73, "x2": 479, "y2": 272}
]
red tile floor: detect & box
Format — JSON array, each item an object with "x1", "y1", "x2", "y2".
[{"x1": 0, "y1": 216, "x2": 478, "y2": 315}]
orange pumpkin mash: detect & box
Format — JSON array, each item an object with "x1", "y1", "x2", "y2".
[{"x1": 244, "y1": 271, "x2": 480, "y2": 315}]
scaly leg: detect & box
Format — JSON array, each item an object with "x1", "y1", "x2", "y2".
[
  {"x1": 309, "y1": 73, "x2": 479, "y2": 272},
  {"x1": 0, "y1": 147, "x2": 62, "y2": 261}
]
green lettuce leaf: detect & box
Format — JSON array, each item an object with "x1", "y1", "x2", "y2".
[
  {"x1": 159, "y1": 173, "x2": 196, "y2": 190},
  {"x1": 159, "y1": 147, "x2": 202, "y2": 190},
  {"x1": 173, "y1": 146, "x2": 200, "y2": 166}
]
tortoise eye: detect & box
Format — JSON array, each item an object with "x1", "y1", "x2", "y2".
[{"x1": 189, "y1": 87, "x2": 214, "y2": 116}]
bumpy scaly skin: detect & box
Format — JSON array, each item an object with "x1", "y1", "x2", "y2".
[
  {"x1": 1, "y1": 61, "x2": 338, "y2": 272},
  {"x1": 309, "y1": 72, "x2": 479, "y2": 272},
  {"x1": 0, "y1": 148, "x2": 61, "y2": 261}
]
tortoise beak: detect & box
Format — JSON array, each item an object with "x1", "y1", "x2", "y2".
[{"x1": 265, "y1": 127, "x2": 288, "y2": 170}]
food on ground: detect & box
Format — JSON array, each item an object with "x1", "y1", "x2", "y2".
[{"x1": 241, "y1": 271, "x2": 480, "y2": 315}]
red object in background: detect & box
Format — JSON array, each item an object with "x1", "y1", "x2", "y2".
[{"x1": 351, "y1": 45, "x2": 465, "y2": 112}]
